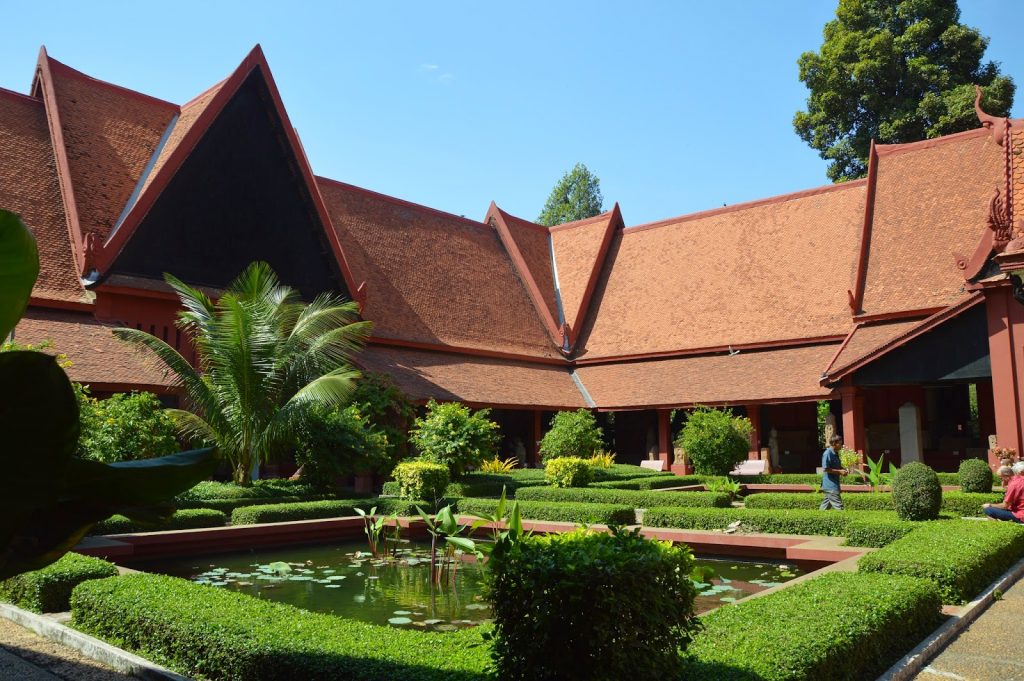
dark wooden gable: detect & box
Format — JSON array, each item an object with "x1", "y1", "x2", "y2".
[{"x1": 106, "y1": 68, "x2": 348, "y2": 300}]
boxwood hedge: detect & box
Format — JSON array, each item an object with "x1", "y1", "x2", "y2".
[
  {"x1": 0, "y1": 553, "x2": 118, "y2": 612},
  {"x1": 590, "y1": 464, "x2": 678, "y2": 481},
  {"x1": 229, "y1": 498, "x2": 435, "y2": 525},
  {"x1": 858, "y1": 520, "x2": 1024, "y2": 603},
  {"x1": 516, "y1": 486, "x2": 731, "y2": 509},
  {"x1": 682, "y1": 572, "x2": 943, "y2": 681},
  {"x1": 71, "y1": 574, "x2": 489, "y2": 681},
  {"x1": 89, "y1": 509, "x2": 227, "y2": 535},
  {"x1": 175, "y1": 479, "x2": 361, "y2": 513},
  {"x1": 743, "y1": 491, "x2": 1002, "y2": 517},
  {"x1": 456, "y1": 497, "x2": 635, "y2": 526},
  {"x1": 843, "y1": 518, "x2": 918, "y2": 548},
  {"x1": 590, "y1": 476, "x2": 703, "y2": 490}
]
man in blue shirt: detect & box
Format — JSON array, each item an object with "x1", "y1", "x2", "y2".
[{"x1": 820, "y1": 434, "x2": 849, "y2": 510}]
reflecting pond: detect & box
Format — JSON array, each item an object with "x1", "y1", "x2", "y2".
[{"x1": 132, "y1": 541, "x2": 805, "y2": 630}]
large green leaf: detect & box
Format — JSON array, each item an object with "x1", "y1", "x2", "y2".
[
  {"x1": 59, "y1": 448, "x2": 217, "y2": 507},
  {"x1": 0, "y1": 210, "x2": 39, "y2": 341}
]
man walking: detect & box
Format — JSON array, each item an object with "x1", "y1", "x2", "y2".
[{"x1": 820, "y1": 434, "x2": 848, "y2": 510}]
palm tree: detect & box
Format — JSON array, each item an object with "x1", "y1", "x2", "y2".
[{"x1": 114, "y1": 262, "x2": 371, "y2": 486}]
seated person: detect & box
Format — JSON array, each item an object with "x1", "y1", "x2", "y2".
[
  {"x1": 997, "y1": 465, "x2": 1013, "y2": 490},
  {"x1": 983, "y1": 462, "x2": 1024, "y2": 523}
]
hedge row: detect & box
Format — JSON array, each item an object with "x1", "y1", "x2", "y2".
[
  {"x1": 175, "y1": 480, "x2": 361, "y2": 512},
  {"x1": 455, "y1": 497, "x2": 636, "y2": 526},
  {"x1": 89, "y1": 509, "x2": 227, "y2": 535},
  {"x1": 71, "y1": 574, "x2": 489, "y2": 680},
  {"x1": 843, "y1": 518, "x2": 918, "y2": 548},
  {"x1": 382, "y1": 478, "x2": 519, "y2": 499},
  {"x1": 642, "y1": 507, "x2": 912, "y2": 545},
  {"x1": 516, "y1": 486, "x2": 731, "y2": 509},
  {"x1": 590, "y1": 464, "x2": 678, "y2": 481},
  {"x1": 682, "y1": 572, "x2": 943, "y2": 681},
  {"x1": 229, "y1": 498, "x2": 433, "y2": 525},
  {"x1": 859, "y1": 520, "x2": 1024, "y2": 603},
  {"x1": 0, "y1": 553, "x2": 119, "y2": 612},
  {"x1": 743, "y1": 491, "x2": 1003, "y2": 517},
  {"x1": 590, "y1": 476, "x2": 703, "y2": 490}
]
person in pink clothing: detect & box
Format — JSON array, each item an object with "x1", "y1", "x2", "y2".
[{"x1": 983, "y1": 461, "x2": 1024, "y2": 523}]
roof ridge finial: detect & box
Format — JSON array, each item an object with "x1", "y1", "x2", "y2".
[{"x1": 975, "y1": 85, "x2": 1008, "y2": 147}]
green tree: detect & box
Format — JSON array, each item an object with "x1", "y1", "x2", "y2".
[
  {"x1": 75, "y1": 386, "x2": 180, "y2": 463},
  {"x1": 539, "y1": 409, "x2": 603, "y2": 463},
  {"x1": 536, "y1": 163, "x2": 604, "y2": 226},
  {"x1": 409, "y1": 400, "x2": 500, "y2": 476},
  {"x1": 795, "y1": 0, "x2": 1015, "y2": 182},
  {"x1": 114, "y1": 262, "x2": 371, "y2": 486}
]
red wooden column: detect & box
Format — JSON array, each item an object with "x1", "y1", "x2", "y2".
[
  {"x1": 839, "y1": 380, "x2": 866, "y2": 455},
  {"x1": 530, "y1": 410, "x2": 543, "y2": 467},
  {"x1": 657, "y1": 409, "x2": 673, "y2": 470},
  {"x1": 985, "y1": 285, "x2": 1024, "y2": 466},
  {"x1": 747, "y1": 405, "x2": 762, "y2": 460}
]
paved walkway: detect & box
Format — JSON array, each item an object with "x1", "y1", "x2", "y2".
[
  {"x1": 0, "y1": 618, "x2": 136, "y2": 681},
  {"x1": 915, "y1": 576, "x2": 1024, "y2": 681}
]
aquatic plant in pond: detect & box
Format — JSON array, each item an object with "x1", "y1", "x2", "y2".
[{"x1": 690, "y1": 558, "x2": 805, "y2": 613}]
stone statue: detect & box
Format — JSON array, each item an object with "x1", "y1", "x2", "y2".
[
  {"x1": 823, "y1": 413, "x2": 836, "y2": 449},
  {"x1": 769, "y1": 428, "x2": 780, "y2": 471}
]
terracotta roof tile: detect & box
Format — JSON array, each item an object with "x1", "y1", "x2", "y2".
[
  {"x1": 550, "y1": 211, "x2": 616, "y2": 333},
  {"x1": 317, "y1": 178, "x2": 560, "y2": 359},
  {"x1": 358, "y1": 346, "x2": 585, "y2": 409},
  {"x1": 493, "y1": 207, "x2": 559, "y2": 325},
  {"x1": 0, "y1": 88, "x2": 84, "y2": 303},
  {"x1": 44, "y1": 57, "x2": 177, "y2": 242},
  {"x1": 824, "y1": 318, "x2": 925, "y2": 378},
  {"x1": 860, "y1": 129, "x2": 1003, "y2": 315},
  {"x1": 14, "y1": 307, "x2": 174, "y2": 388},
  {"x1": 576, "y1": 183, "x2": 867, "y2": 359},
  {"x1": 1012, "y1": 129, "x2": 1024, "y2": 225},
  {"x1": 574, "y1": 344, "x2": 838, "y2": 409}
]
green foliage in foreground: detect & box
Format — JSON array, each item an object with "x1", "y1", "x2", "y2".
[
  {"x1": 858, "y1": 520, "x2": 1024, "y2": 603},
  {"x1": 488, "y1": 527, "x2": 699, "y2": 681},
  {"x1": 744, "y1": 491, "x2": 1002, "y2": 517},
  {"x1": 89, "y1": 509, "x2": 226, "y2": 535},
  {"x1": 516, "y1": 486, "x2": 731, "y2": 509},
  {"x1": 456, "y1": 497, "x2": 635, "y2": 526},
  {"x1": 683, "y1": 572, "x2": 943, "y2": 680},
  {"x1": 0, "y1": 553, "x2": 118, "y2": 613},
  {"x1": 71, "y1": 573, "x2": 489, "y2": 681}
]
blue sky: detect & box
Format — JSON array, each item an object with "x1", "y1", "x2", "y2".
[{"x1": 2, "y1": 1, "x2": 1021, "y2": 226}]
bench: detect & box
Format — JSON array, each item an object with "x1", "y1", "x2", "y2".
[
  {"x1": 729, "y1": 459, "x2": 766, "y2": 476},
  {"x1": 640, "y1": 459, "x2": 668, "y2": 472}
]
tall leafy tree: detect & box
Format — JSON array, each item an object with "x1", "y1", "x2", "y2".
[
  {"x1": 537, "y1": 163, "x2": 604, "y2": 226},
  {"x1": 114, "y1": 262, "x2": 371, "y2": 486},
  {"x1": 795, "y1": 0, "x2": 1015, "y2": 182}
]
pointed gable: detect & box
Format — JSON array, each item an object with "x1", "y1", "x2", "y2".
[{"x1": 549, "y1": 209, "x2": 618, "y2": 342}]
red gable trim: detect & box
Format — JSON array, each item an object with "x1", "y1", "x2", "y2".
[
  {"x1": 849, "y1": 140, "x2": 878, "y2": 314},
  {"x1": 595, "y1": 393, "x2": 836, "y2": 412},
  {"x1": 822, "y1": 293, "x2": 985, "y2": 383},
  {"x1": 575, "y1": 334, "x2": 847, "y2": 366},
  {"x1": 92, "y1": 45, "x2": 363, "y2": 308},
  {"x1": 566, "y1": 202, "x2": 621, "y2": 352},
  {"x1": 368, "y1": 336, "x2": 569, "y2": 366},
  {"x1": 0, "y1": 85, "x2": 41, "y2": 104},
  {"x1": 486, "y1": 202, "x2": 566, "y2": 351},
  {"x1": 873, "y1": 127, "x2": 990, "y2": 158},
  {"x1": 853, "y1": 307, "x2": 944, "y2": 324},
  {"x1": 33, "y1": 47, "x2": 87, "y2": 275}
]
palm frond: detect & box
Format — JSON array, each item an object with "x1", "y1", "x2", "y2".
[{"x1": 165, "y1": 409, "x2": 219, "y2": 447}]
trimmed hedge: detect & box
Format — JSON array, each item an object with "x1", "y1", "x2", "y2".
[
  {"x1": 591, "y1": 476, "x2": 703, "y2": 490},
  {"x1": 71, "y1": 573, "x2": 489, "y2": 680},
  {"x1": 90, "y1": 509, "x2": 227, "y2": 535},
  {"x1": 456, "y1": 497, "x2": 635, "y2": 526},
  {"x1": 942, "y1": 491, "x2": 1005, "y2": 518},
  {"x1": 843, "y1": 518, "x2": 918, "y2": 548},
  {"x1": 958, "y1": 459, "x2": 994, "y2": 493},
  {"x1": 743, "y1": 491, "x2": 1002, "y2": 517},
  {"x1": 391, "y1": 460, "x2": 449, "y2": 501},
  {"x1": 642, "y1": 507, "x2": 909, "y2": 544},
  {"x1": 858, "y1": 520, "x2": 1024, "y2": 603},
  {"x1": 590, "y1": 464, "x2": 677, "y2": 482},
  {"x1": 174, "y1": 479, "x2": 360, "y2": 513},
  {"x1": 682, "y1": 572, "x2": 943, "y2": 681},
  {"x1": 230, "y1": 499, "x2": 366, "y2": 525},
  {"x1": 544, "y1": 456, "x2": 594, "y2": 487},
  {"x1": 892, "y1": 462, "x2": 942, "y2": 520},
  {"x1": 516, "y1": 486, "x2": 731, "y2": 509},
  {"x1": 0, "y1": 553, "x2": 119, "y2": 612}
]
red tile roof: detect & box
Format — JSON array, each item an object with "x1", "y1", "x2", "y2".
[
  {"x1": 489, "y1": 206, "x2": 560, "y2": 329},
  {"x1": 823, "y1": 318, "x2": 925, "y2": 379},
  {"x1": 14, "y1": 307, "x2": 175, "y2": 389},
  {"x1": 317, "y1": 178, "x2": 560, "y2": 359},
  {"x1": 358, "y1": 345, "x2": 585, "y2": 409},
  {"x1": 550, "y1": 210, "x2": 618, "y2": 337},
  {"x1": 575, "y1": 182, "x2": 867, "y2": 359},
  {"x1": 858, "y1": 129, "x2": 1003, "y2": 316},
  {"x1": 39, "y1": 55, "x2": 177, "y2": 243},
  {"x1": 574, "y1": 344, "x2": 838, "y2": 409},
  {"x1": 0, "y1": 88, "x2": 84, "y2": 303}
]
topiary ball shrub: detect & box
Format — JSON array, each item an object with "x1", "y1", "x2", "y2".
[
  {"x1": 544, "y1": 457, "x2": 593, "y2": 488},
  {"x1": 675, "y1": 407, "x2": 752, "y2": 476},
  {"x1": 958, "y1": 458, "x2": 994, "y2": 493},
  {"x1": 487, "y1": 526, "x2": 699, "y2": 681},
  {"x1": 892, "y1": 462, "x2": 942, "y2": 521},
  {"x1": 539, "y1": 409, "x2": 603, "y2": 463},
  {"x1": 391, "y1": 460, "x2": 450, "y2": 501}
]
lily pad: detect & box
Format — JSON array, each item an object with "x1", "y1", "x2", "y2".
[
  {"x1": 393, "y1": 610, "x2": 412, "y2": 615},
  {"x1": 388, "y1": 617, "x2": 413, "y2": 625}
]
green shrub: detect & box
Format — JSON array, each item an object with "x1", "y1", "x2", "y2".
[
  {"x1": 675, "y1": 407, "x2": 752, "y2": 476},
  {"x1": 0, "y1": 553, "x2": 118, "y2": 612},
  {"x1": 858, "y1": 520, "x2": 1024, "y2": 603},
  {"x1": 75, "y1": 386, "x2": 179, "y2": 463},
  {"x1": 544, "y1": 457, "x2": 594, "y2": 488},
  {"x1": 682, "y1": 572, "x2": 943, "y2": 681},
  {"x1": 443, "y1": 479, "x2": 508, "y2": 498},
  {"x1": 456, "y1": 497, "x2": 635, "y2": 525},
  {"x1": 349, "y1": 370, "x2": 416, "y2": 462},
  {"x1": 488, "y1": 527, "x2": 698, "y2": 681},
  {"x1": 231, "y1": 499, "x2": 366, "y2": 525},
  {"x1": 516, "y1": 486, "x2": 731, "y2": 509},
  {"x1": 958, "y1": 458, "x2": 994, "y2": 493},
  {"x1": 293, "y1": 402, "x2": 390, "y2": 489},
  {"x1": 843, "y1": 518, "x2": 917, "y2": 548},
  {"x1": 643, "y1": 507, "x2": 908, "y2": 541},
  {"x1": 591, "y1": 476, "x2": 701, "y2": 490},
  {"x1": 892, "y1": 462, "x2": 942, "y2": 520},
  {"x1": 71, "y1": 574, "x2": 489, "y2": 680},
  {"x1": 743, "y1": 491, "x2": 1001, "y2": 518},
  {"x1": 391, "y1": 460, "x2": 450, "y2": 501},
  {"x1": 409, "y1": 400, "x2": 500, "y2": 475},
  {"x1": 589, "y1": 464, "x2": 677, "y2": 481},
  {"x1": 941, "y1": 491, "x2": 1004, "y2": 517},
  {"x1": 174, "y1": 479, "x2": 358, "y2": 512},
  {"x1": 89, "y1": 509, "x2": 226, "y2": 535},
  {"x1": 538, "y1": 409, "x2": 603, "y2": 462}
]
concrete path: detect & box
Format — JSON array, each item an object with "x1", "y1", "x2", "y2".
[
  {"x1": 915, "y1": 577, "x2": 1024, "y2": 681},
  {"x1": 0, "y1": 618, "x2": 136, "y2": 681}
]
